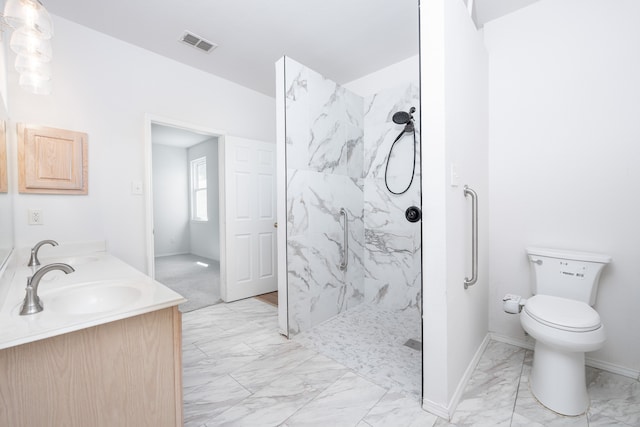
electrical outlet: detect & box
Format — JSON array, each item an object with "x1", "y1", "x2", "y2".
[{"x1": 28, "y1": 209, "x2": 43, "y2": 225}]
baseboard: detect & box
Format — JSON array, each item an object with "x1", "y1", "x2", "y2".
[
  {"x1": 421, "y1": 398, "x2": 449, "y2": 419},
  {"x1": 423, "y1": 334, "x2": 491, "y2": 421},
  {"x1": 489, "y1": 332, "x2": 534, "y2": 351},
  {"x1": 447, "y1": 334, "x2": 491, "y2": 418},
  {"x1": 155, "y1": 252, "x2": 189, "y2": 258},
  {"x1": 586, "y1": 357, "x2": 640, "y2": 380},
  {"x1": 490, "y1": 332, "x2": 639, "y2": 380}
]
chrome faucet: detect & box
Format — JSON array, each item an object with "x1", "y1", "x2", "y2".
[
  {"x1": 27, "y1": 239, "x2": 58, "y2": 267},
  {"x1": 20, "y1": 263, "x2": 75, "y2": 315}
]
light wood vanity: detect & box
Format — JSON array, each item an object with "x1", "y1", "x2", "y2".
[
  {"x1": 0, "y1": 247, "x2": 185, "y2": 426},
  {"x1": 0, "y1": 306, "x2": 183, "y2": 426}
]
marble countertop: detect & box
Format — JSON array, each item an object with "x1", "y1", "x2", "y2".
[{"x1": 0, "y1": 243, "x2": 186, "y2": 350}]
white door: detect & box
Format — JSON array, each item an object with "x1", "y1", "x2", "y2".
[{"x1": 221, "y1": 136, "x2": 277, "y2": 302}]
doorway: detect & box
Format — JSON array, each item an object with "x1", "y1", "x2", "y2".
[
  {"x1": 148, "y1": 120, "x2": 222, "y2": 312},
  {"x1": 144, "y1": 116, "x2": 278, "y2": 310}
]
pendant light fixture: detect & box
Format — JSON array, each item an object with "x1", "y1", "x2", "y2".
[
  {"x1": 2, "y1": 0, "x2": 54, "y2": 95},
  {"x1": 3, "y1": 0, "x2": 53, "y2": 38}
]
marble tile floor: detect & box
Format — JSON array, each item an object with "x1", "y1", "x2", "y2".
[
  {"x1": 182, "y1": 298, "x2": 436, "y2": 427},
  {"x1": 182, "y1": 299, "x2": 640, "y2": 426},
  {"x1": 436, "y1": 340, "x2": 640, "y2": 427},
  {"x1": 292, "y1": 303, "x2": 423, "y2": 402}
]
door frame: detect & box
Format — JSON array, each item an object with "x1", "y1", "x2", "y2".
[{"x1": 143, "y1": 114, "x2": 227, "y2": 282}]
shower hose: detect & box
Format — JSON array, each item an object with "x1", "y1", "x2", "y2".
[{"x1": 384, "y1": 128, "x2": 417, "y2": 195}]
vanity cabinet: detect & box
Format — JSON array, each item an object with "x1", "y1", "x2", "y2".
[{"x1": 0, "y1": 306, "x2": 183, "y2": 426}]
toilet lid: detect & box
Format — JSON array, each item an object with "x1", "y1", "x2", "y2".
[{"x1": 524, "y1": 295, "x2": 602, "y2": 332}]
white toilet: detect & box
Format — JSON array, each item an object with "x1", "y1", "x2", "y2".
[{"x1": 520, "y1": 246, "x2": 611, "y2": 416}]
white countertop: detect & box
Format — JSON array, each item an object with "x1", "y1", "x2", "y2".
[{"x1": 0, "y1": 245, "x2": 186, "y2": 350}]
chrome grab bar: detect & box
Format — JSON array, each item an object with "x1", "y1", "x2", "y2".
[
  {"x1": 464, "y1": 185, "x2": 478, "y2": 289},
  {"x1": 339, "y1": 208, "x2": 348, "y2": 271}
]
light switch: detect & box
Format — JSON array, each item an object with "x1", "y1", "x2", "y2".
[
  {"x1": 131, "y1": 180, "x2": 143, "y2": 195},
  {"x1": 450, "y1": 163, "x2": 460, "y2": 187}
]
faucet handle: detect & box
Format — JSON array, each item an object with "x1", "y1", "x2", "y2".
[
  {"x1": 27, "y1": 251, "x2": 39, "y2": 267},
  {"x1": 27, "y1": 240, "x2": 59, "y2": 267}
]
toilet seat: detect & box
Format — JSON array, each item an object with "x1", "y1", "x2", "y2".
[{"x1": 524, "y1": 295, "x2": 601, "y2": 332}]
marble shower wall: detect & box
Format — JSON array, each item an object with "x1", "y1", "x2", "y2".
[
  {"x1": 363, "y1": 82, "x2": 421, "y2": 312},
  {"x1": 284, "y1": 57, "x2": 365, "y2": 335},
  {"x1": 283, "y1": 56, "x2": 421, "y2": 335}
]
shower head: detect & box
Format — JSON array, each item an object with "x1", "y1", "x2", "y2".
[
  {"x1": 393, "y1": 107, "x2": 416, "y2": 132},
  {"x1": 392, "y1": 111, "x2": 411, "y2": 125},
  {"x1": 392, "y1": 107, "x2": 416, "y2": 125}
]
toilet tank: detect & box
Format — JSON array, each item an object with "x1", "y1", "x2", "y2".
[{"x1": 526, "y1": 247, "x2": 611, "y2": 305}]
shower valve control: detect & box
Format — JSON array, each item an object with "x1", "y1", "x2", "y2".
[{"x1": 405, "y1": 206, "x2": 422, "y2": 223}]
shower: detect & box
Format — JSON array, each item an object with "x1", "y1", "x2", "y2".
[
  {"x1": 385, "y1": 106, "x2": 417, "y2": 195},
  {"x1": 279, "y1": 56, "x2": 422, "y2": 401}
]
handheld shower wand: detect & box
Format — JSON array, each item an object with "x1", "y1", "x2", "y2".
[{"x1": 385, "y1": 107, "x2": 417, "y2": 195}]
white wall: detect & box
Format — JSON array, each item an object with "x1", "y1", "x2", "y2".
[
  {"x1": 485, "y1": 0, "x2": 640, "y2": 374},
  {"x1": 152, "y1": 144, "x2": 190, "y2": 257},
  {"x1": 443, "y1": 0, "x2": 489, "y2": 408},
  {"x1": 188, "y1": 138, "x2": 220, "y2": 261},
  {"x1": 421, "y1": 0, "x2": 489, "y2": 416},
  {"x1": 0, "y1": 35, "x2": 8, "y2": 112},
  {"x1": 8, "y1": 16, "x2": 275, "y2": 272},
  {"x1": 343, "y1": 55, "x2": 419, "y2": 97}
]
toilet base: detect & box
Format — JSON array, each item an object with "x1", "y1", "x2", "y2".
[{"x1": 530, "y1": 341, "x2": 589, "y2": 416}]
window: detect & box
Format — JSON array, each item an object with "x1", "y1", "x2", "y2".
[{"x1": 190, "y1": 156, "x2": 207, "y2": 221}]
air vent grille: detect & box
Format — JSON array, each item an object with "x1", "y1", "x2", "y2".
[{"x1": 179, "y1": 31, "x2": 218, "y2": 53}]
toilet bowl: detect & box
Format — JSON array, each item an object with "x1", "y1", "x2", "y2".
[
  {"x1": 521, "y1": 295, "x2": 605, "y2": 415},
  {"x1": 520, "y1": 247, "x2": 611, "y2": 416}
]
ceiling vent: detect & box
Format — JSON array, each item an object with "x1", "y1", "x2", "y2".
[{"x1": 179, "y1": 31, "x2": 218, "y2": 53}]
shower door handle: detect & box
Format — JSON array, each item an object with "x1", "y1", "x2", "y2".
[
  {"x1": 464, "y1": 185, "x2": 478, "y2": 289},
  {"x1": 339, "y1": 208, "x2": 348, "y2": 271}
]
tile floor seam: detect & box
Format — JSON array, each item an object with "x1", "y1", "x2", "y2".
[
  {"x1": 226, "y1": 371, "x2": 255, "y2": 397},
  {"x1": 296, "y1": 372, "x2": 359, "y2": 425},
  {"x1": 277, "y1": 370, "x2": 360, "y2": 427},
  {"x1": 295, "y1": 343, "x2": 389, "y2": 393},
  {"x1": 509, "y1": 349, "x2": 527, "y2": 427},
  {"x1": 244, "y1": 340, "x2": 275, "y2": 356},
  {"x1": 359, "y1": 389, "x2": 393, "y2": 425},
  {"x1": 227, "y1": 350, "x2": 319, "y2": 394}
]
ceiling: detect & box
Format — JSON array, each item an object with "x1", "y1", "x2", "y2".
[
  {"x1": 43, "y1": 0, "x2": 540, "y2": 98},
  {"x1": 151, "y1": 124, "x2": 214, "y2": 148}
]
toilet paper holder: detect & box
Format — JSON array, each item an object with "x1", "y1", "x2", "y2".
[{"x1": 503, "y1": 294, "x2": 527, "y2": 314}]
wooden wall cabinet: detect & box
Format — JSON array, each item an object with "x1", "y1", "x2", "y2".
[
  {"x1": 0, "y1": 307, "x2": 183, "y2": 427},
  {"x1": 17, "y1": 124, "x2": 88, "y2": 194}
]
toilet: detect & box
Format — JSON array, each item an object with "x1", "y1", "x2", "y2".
[{"x1": 520, "y1": 246, "x2": 611, "y2": 416}]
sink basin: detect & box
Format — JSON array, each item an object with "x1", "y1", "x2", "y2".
[
  {"x1": 37, "y1": 256, "x2": 101, "y2": 282},
  {"x1": 46, "y1": 283, "x2": 141, "y2": 315},
  {"x1": 49, "y1": 256, "x2": 100, "y2": 266}
]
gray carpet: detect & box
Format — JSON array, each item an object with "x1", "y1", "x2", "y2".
[{"x1": 154, "y1": 254, "x2": 222, "y2": 312}]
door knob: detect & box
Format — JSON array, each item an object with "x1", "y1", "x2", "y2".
[{"x1": 274, "y1": 222, "x2": 278, "y2": 228}]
